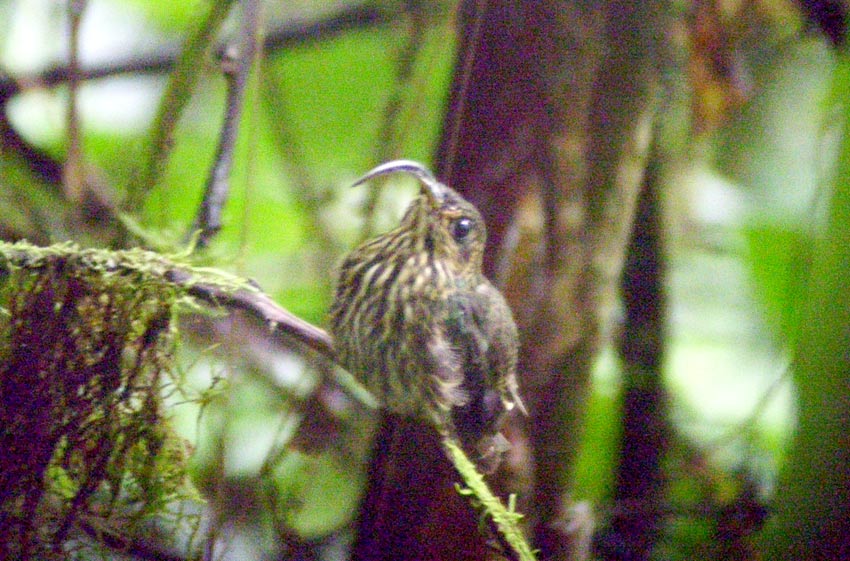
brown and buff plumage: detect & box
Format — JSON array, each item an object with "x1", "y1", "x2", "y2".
[{"x1": 330, "y1": 160, "x2": 525, "y2": 471}]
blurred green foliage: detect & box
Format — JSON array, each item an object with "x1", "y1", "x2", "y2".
[
  {"x1": 757, "y1": 47, "x2": 850, "y2": 561},
  {"x1": 1, "y1": 1, "x2": 848, "y2": 559}
]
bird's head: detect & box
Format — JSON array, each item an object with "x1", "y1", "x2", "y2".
[{"x1": 352, "y1": 160, "x2": 487, "y2": 275}]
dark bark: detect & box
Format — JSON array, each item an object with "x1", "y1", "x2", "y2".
[
  {"x1": 795, "y1": 0, "x2": 846, "y2": 46},
  {"x1": 435, "y1": 1, "x2": 562, "y2": 278},
  {"x1": 596, "y1": 140, "x2": 667, "y2": 561},
  {"x1": 350, "y1": 414, "x2": 489, "y2": 561},
  {"x1": 432, "y1": 1, "x2": 662, "y2": 558}
]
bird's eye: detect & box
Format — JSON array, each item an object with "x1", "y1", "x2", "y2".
[{"x1": 451, "y1": 217, "x2": 474, "y2": 242}]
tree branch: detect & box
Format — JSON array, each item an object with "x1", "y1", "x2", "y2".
[
  {"x1": 191, "y1": 0, "x2": 262, "y2": 247},
  {"x1": 0, "y1": 3, "x2": 404, "y2": 196},
  {"x1": 0, "y1": 241, "x2": 334, "y2": 360},
  {"x1": 1, "y1": 240, "x2": 539, "y2": 559},
  {"x1": 171, "y1": 271, "x2": 334, "y2": 359},
  {"x1": 63, "y1": 0, "x2": 86, "y2": 203},
  {"x1": 0, "y1": 4, "x2": 402, "y2": 102}
]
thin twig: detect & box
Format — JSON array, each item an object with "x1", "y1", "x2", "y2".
[
  {"x1": 124, "y1": 0, "x2": 237, "y2": 215},
  {"x1": 63, "y1": 0, "x2": 86, "y2": 203},
  {"x1": 0, "y1": 241, "x2": 334, "y2": 360},
  {"x1": 0, "y1": 4, "x2": 405, "y2": 199},
  {"x1": 192, "y1": 0, "x2": 262, "y2": 247},
  {"x1": 0, "y1": 4, "x2": 401, "y2": 102}
]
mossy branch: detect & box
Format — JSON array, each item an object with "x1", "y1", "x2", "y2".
[
  {"x1": 1, "y1": 241, "x2": 199, "y2": 558},
  {"x1": 0, "y1": 240, "x2": 342, "y2": 559},
  {"x1": 0, "y1": 241, "x2": 532, "y2": 558},
  {"x1": 443, "y1": 438, "x2": 536, "y2": 561},
  {"x1": 0, "y1": 240, "x2": 334, "y2": 357}
]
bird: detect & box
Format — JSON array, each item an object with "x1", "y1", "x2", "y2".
[{"x1": 329, "y1": 160, "x2": 525, "y2": 471}]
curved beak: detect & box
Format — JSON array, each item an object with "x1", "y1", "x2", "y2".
[{"x1": 351, "y1": 160, "x2": 445, "y2": 206}]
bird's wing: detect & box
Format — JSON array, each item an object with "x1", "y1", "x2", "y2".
[{"x1": 471, "y1": 283, "x2": 527, "y2": 415}]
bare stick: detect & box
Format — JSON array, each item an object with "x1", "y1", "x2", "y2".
[
  {"x1": 192, "y1": 0, "x2": 262, "y2": 247},
  {"x1": 174, "y1": 274, "x2": 335, "y2": 359},
  {"x1": 63, "y1": 0, "x2": 86, "y2": 203}
]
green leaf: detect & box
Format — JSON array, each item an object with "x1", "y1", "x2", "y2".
[
  {"x1": 759, "y1": 49, "x2": 850, "y2": 561},
  {"x1": 744, "y1": 224, "x2": 810, "y2": 346}
]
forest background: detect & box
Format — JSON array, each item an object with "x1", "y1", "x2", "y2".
[{"x1": 0, "y1": 1, "x2": 848, "y2": 560}]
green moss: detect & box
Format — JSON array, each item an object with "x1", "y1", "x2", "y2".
[{"x1": 0, "y1": 241, "x2": 247, "y2": 558}]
